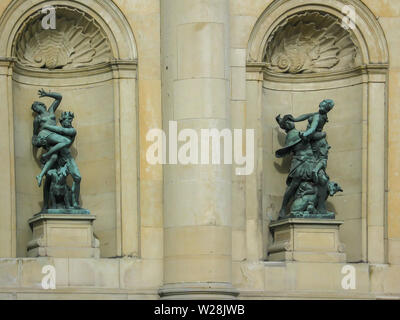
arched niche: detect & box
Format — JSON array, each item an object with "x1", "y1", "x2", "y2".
[
  {"x1": 0, "y1": 0, "x2": 139, "y2": 258},
  {"x1": 246, "y1": 0, "x2": 389, "y2": 263}
]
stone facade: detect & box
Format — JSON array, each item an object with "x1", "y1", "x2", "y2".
[{"x1": 0, "y1": 0, "x2": 399, "y2": 299}]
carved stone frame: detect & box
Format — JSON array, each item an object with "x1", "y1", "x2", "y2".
[
  {"x1": 246, "y1": 0, "x2": 389, "y2": 264},
  {"x1": 0, "y1": 0, "x2": 139, "y2": 258}
]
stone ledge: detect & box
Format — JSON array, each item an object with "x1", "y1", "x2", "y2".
[
  {"x1": 270, "y1": 218, "x2": 344, "y2": 228},
  {"x1": 28, "y1": 213, "x2": 94, "y2": 225},
  {"x1": 0, "y1": 257, "x2": 163, "y2": 292},
  {"x1": 0, "y1": 258, "x2": 399, "y2": 299}
]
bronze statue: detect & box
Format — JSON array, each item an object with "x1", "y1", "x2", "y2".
[
  {"x1": 275, "y1": 99, "x2": 342, "y2": 219},
  {"x1": 32, "y1": 90, "x2": 71, "y2": 166},
  {"x1": 31, "y1": 89, "x2": 88, "y2": 214}
]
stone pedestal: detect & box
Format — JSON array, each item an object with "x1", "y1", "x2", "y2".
[
  {"x1": 27, "y1": 214, "x2": 100, "y2": 258},
  {"x1": 268, "y1": 218, "x2": 346, "y2": 263}
]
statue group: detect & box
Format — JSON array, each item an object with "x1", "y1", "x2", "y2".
[
  {"x1": 275, "y1": 99, "x2": 342, "y2": 220},
  {"x1": 31, "y1": 89, "x2": 89, "y2": 214},
  {"x1": 30, "y1": 90, "x2": 341, "y2": 220}
]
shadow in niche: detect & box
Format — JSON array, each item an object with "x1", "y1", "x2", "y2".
[
  {"x1": 326, "y1": 200, "x2": 338, "y2": 217},
  {"x1": 273, "y1": 127, "x2": 292, "y2": 173},
  {"x1": 32, "y1": 145, "x2": 42, "y2": 170},
  {"x1": 273, "y1": 155, "x2": 291, "y2": 174},
  {"x1": 276, "y1": 126, "x2": 286, "y2": 146}
]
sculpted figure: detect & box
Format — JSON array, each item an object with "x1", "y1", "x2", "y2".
[
  {"x1": 290, "y1": 99, "x2": 342, "y2": 212},
  {"x1": 58, "y1": 112, "x2": 81, "y2": 208},
  {"x1": 275, "y1": 99, "x2": 342, "y2": 219},
  {"x1": 275, "y1": 115, "x2": 316, "y2": 218},
  {"x1": 31, "y1": 90, "x2": 87, "y2": 214},
  {"x1": 289, "y1": 99, "x2": 334, "y2": 143},
  {"x1": 37, "y1": 111, "x2": 81, "y2": 209},
  {"x1": 32, "y1": 89, "x2": 71, "y2": 167}
]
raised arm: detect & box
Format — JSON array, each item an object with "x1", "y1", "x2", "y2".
[
  {"x1": 290, "y1": 113, "x2": 315, "y2": 122},
  {"x1": 42, "y1": 124, "x2": 76, "y2": 137},
  {"x1": 38, "y1": 89, "x2": 62, "y2": 113}
]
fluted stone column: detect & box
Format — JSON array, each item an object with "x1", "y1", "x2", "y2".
[{"x1": 160, "y1": 0, "x2": 236, "y2": 299}]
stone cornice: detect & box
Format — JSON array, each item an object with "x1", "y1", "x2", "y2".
[
  {"x1": 110, "y1": 59, "x2": 138, "y2": 72},
  {"x1": 12, "y1": 59, "x2": 137, "y2": 79},
  {"x1": 246, "y1": 63, "x2": 388, "y2": 84},
  {"x1": 0, "y1": 57, "x2": 16, "y2": 66}
]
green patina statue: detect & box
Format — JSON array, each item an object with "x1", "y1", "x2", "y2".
[
  {"x1": 275, "y1": 99, "x2": 342, "y2": 220},
  {"x1": 32, "y1": 89, "x2": 89, "y2": 214}
]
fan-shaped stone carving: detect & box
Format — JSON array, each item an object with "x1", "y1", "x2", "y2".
[
  {"x1": 14, "y1": 7, "x2": 112, "y2": 70},
  {"x1": 264, "y1": 12, "x2": 361, "y2": 74}
]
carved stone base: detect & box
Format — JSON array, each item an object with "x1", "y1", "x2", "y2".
[
  {"x1": 27, "y1": 214, "x2": 100, "y2": 258},
  {"x1": 268, "y1": 218, "x2": 346, "y2": 263}
]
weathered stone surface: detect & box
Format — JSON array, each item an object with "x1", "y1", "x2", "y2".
[
  {"x1": 265, "y1": 12, "x2": 360, "y2": 74},
  {"x1": 27, "y1": 214, "x2": 100, "y2": 259},
  {"x1": 268, "y1": 219, "x2": 346, "y2": 263},
  {"x1": 15, "y1": 7, "x2": 111, "y2": 70}
]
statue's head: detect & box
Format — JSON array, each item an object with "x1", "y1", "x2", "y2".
[
  {"x1": 276, "y1": 114, "x2": 295, "y2": 132},
  {"x1": 60, "y1": 111, "x2": 74, "y2": 128},
  {"x1": 319, "y1": 99, "x2": 335, "y2": 114},
  {"x1": 31, "y1": 101, "x2": 46, "y2": 114}
]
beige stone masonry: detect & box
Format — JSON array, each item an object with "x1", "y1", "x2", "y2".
[
  {"x1": 0, "y1": 0, "x2": 398, "y2": 299},
  {"x1": 268, "y1": 219, "x2": 346, "y2": 263},
  {"x1": 27, "y1": 214, "x2": 100, "y2": 259}
]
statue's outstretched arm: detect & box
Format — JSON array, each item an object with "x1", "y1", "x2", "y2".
[
  {"x1": 290, "y1": 113, "x2": 314, "y2": 122},
  {"x1": 38, "y1": 89, "x2": 62, "y2": 113}
]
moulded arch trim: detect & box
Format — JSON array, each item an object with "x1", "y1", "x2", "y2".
[
  {"x1": 0, "y1": 0, "x2": 137, "y2": 61},
  {"x1": 247, "y1": 0, "x2": 389, "y2": 66}
]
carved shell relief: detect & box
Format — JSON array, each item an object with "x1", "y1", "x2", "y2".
[
  {"x1": 14, "y1": 7, "x2": 112, "y2": 70},
  {"x1": 264, "y1": 11, "x2": 361, "y2": 74}
]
